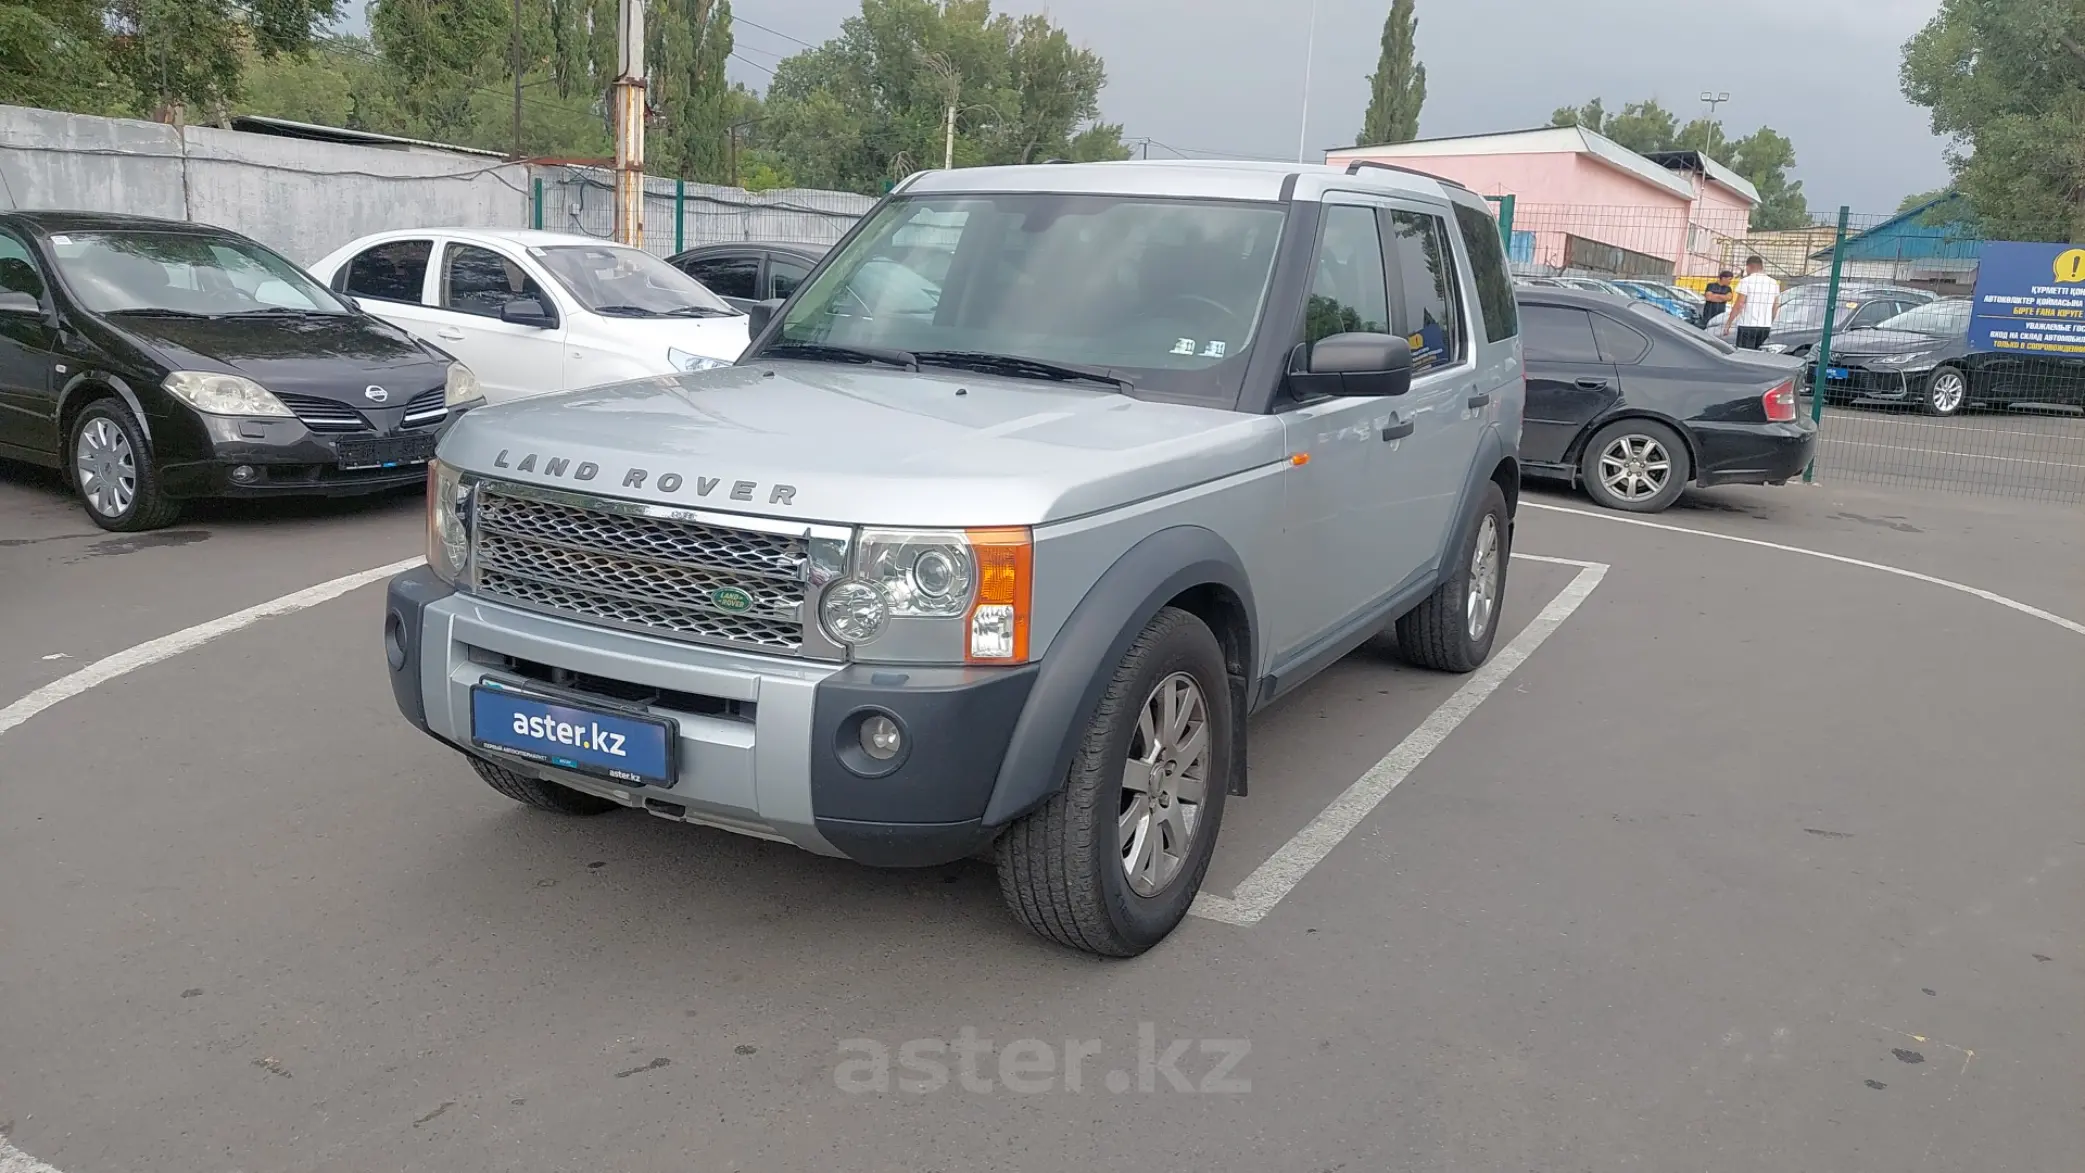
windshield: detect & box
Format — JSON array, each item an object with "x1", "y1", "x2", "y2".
[
  {"x1": 534, "y1": 243, "x2": 736, "y2": 317},
  {"x1": 762, "y1": 193, "x2": 1288, "y2": 399},
  {"x1": 1877, "y1": 299, "x2": 1972, "y2": 337},
  {"x1": 50, "y1": 231, "x2": 348, "y2": 316}
]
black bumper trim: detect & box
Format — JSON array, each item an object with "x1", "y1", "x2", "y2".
[
  {"x1": 809, "y1": 662, "x2": 1040, "y2": 829},
  {"x1": 385, "y1": 566, "x2": 455, "y2": 734},
  {"x1": 814, "y1": 817, "x2": 996, "y2": 869}
]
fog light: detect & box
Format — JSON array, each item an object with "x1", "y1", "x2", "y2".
[
  {"x1": 860, "y1": 714, "x2": 903, "y2": 761},
  {"x1": 230, "y1": 464, "x2": 258, "y2": 484}
]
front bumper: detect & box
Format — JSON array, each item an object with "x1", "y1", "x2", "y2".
[
  {"x1": 384, "y1": 567, "x2": 1037, "y2": 868},
  {"x1": 159, "y1": 410, "x2": 465, "y2": 499},
  {"x1": 1692, "y1": 419, "x2": 1818, "y2": 487},
  {"x1": 1806, "y1": 362, "x2": 1916, "y2": 402}
]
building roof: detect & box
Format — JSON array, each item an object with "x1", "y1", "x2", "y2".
[
  {"x1": 1643, "y1": 149, "x2": 1762, "y2": 206},
  {"x1": 1325, "y1": 125, "x2": 1697, "y2": 201},
  {"x1": 1810, "y1": 191, "x2": 1979, "y2": 262},
  {"x1": 226, "y1": 115, "x2": 511, "y2": 159}
]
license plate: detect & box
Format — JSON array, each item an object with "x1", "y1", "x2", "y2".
[
  {"x1": 1826, "y1": 367, "x2": 1851, "y2": 381},
  {"x1": 470, "y1": 683, "x2": 676, "y2": 787},
  {"x1": 335, "y1": 433, "x2": 437, "y2": 470}
]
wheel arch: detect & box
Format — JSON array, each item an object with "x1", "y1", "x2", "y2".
[
  {"x1": 58, "y1": 371, "x2": 152, "y2": 448},
  {"x1": 1569, "y1": 410, "x2": 1700, "y2": 483}
]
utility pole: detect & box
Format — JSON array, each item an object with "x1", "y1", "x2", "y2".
[
  {"x1": 944, "y1": 102, "x2": 957, "y2": 171},
  {"x1": 611, "y1": 0, "x2": 647, "y2": 247},
  {"x1": 1296, "y1": 0, "x2": 1319, "y2": 163},
  {"x1": 510, "y1": 0, "x2": 524, "y2": 160}
]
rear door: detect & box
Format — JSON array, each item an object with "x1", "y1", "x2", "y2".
[
  {"x1": 335, "y1": 237, "x2": 442, "y2": 342},
  {"x1": 426, "y1": 239, "x2": 568, "y2": 402},
  {"x1": 1520, "y1": 304, "x2": 1620, "y2": 463}
]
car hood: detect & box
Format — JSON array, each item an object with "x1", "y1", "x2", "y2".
[
  {"x1": 436, "y1": 361, "x2": 1284, "y2": 527},
  {"x1": 1821, "y1": 328, "x2": 1953, "y2": 358},
  {"x1": 112, "y1": 313, "x2": 449, "y2": 399},
  {"x1": 577, "y1": 311, "x2": 751, "y2": 362}
]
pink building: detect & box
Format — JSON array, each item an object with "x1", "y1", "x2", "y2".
[{"x1": 1324, "y1": 127, "x2": 1761, "y2": 279}]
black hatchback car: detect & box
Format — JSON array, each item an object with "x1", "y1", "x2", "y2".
[
  {"x1": 1517, "y1": 288, "x2": 1817, "y2": 512},
  {"x1": 0, "y1": 211, "x2": 480, "y2": 531}
]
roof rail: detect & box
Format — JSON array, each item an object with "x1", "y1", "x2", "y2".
[{"x1": 1344, "y1": 159, "x2": 1471, "y2": 191}]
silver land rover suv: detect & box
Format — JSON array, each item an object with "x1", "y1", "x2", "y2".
[{"x1": 382, "y1": 160, "x2": 1526, "y2": 956}]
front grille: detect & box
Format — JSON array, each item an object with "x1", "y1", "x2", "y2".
[
  {"x1": 471, "y1": 485, "x2": 815, "y2": 656},
  {"x1": 276, "y1": 392, "x2": 369, "y2": 432},
  {"x1": 400, "y1": 388, "x2": 447, "y2": 427}
]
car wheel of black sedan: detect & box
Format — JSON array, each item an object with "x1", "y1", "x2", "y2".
[
  {"x1": 1922, "y1": 365, "x2": 1969, "y2": 417},
  {"x1": 1580, "y1": 419, "x2": 1691, "y2": 513},
  {"x1": 69, "y1": 399, "x2": 181, "y2": 532}
]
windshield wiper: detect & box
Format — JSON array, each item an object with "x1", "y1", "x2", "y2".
[
  {"x1": 760, "y1": 340, "x2": 919, "y2": 371},
  {"x1": 216, "y1": 306, "x2": 338, "y2": 318},
  {"x1": 658, "y1": 305, "x2": 738, "y2": 319},
  {"x1": 104, "y1": 308, "x2": 218, "y2": 319},
  {"x1": 913, "y1": 350, "x2": 1134, "y2": 392},
  {"x1": 590, "y1": 304, "x2": 663, "y2": 317}
]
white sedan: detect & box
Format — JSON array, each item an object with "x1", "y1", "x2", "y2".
[{"x1": 310, "y1": 228, "x2": 750, "y2": 404}]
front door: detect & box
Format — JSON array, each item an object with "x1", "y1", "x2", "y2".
[
  {"x1": 0, "y1": 228, "x2": 60, "y2": 460},
  {"x1": 1520, "y1": 304, "x2": 1621, "y2": 463},
  {"x1": 426, "y1": 240, "x2": 568, "y2": 403}
]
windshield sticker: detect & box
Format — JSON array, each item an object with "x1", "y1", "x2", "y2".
[
  {"x1": 1171, "y1": 338, "x2": 1198, "y2": 356},
  {"x1": 49, "y1": 235, "x2": 71, "y2": 245},
  {"x1": 1200, "y1": 340, "x2": 1227, "y2": 359}
]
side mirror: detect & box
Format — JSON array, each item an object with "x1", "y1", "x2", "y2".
[
  {"x1": 500, "y1": 297, "x2": 558, "y2": 329},
  {"x1": 746, "y1": 297, "x2": 786, "y2": 335},
  {"x1": 1289, "y1": 332, "x2": 1415, "y2": 398},
  {"x1": 0, "y1": 290, "x2": 43, "y2": 317}
]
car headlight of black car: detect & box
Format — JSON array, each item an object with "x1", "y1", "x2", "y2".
[
  {"x1": 163, "y1": 371, "x2": 295, "y2": 417},
  {"x1": 1872, "y1": 352, "x2": 1936, "y2": 369}
]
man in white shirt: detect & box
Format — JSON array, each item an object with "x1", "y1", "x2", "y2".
[{"x1": 1723, "y1": 255, "x2": 1780, "y2": 349}]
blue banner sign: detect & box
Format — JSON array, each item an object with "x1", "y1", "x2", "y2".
[{"x1": 1968, "y1": 242, "x2": 2085, "y2": 357}]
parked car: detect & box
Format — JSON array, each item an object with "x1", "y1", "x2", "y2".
[
  {"x1": 1808, "y1": 298, "x2": 2085, "y2": 416},
  {"x1": 0, "y1": 210, "x2": 477, "y2": 531},
  {"x1": 383, "y1": 158, "x2": 1528, "y2": 956},
  {"x1": 665, "y1": 241, "x2": 825, "y2": 314},
  {"x1": 1516, "y1": 287, "x2": 1816, "y2": 512},
  {"x1": 1763, "y1": 284, "x2": 1937, "y2": 357},
  {"x1": 1609, "y1": 279, "x2": 1698, "y2": 322},
  {"x1": 1552, "y1": 276, "x2": 1632, "y2": 297},
  {"x1": 311, "y1": 228, "x2": 748, "y2": 404}
]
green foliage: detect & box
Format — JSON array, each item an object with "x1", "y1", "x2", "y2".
[
  {"x1": 0, "y1": 1, "x2": 120, "y2": 115},
  {"x1": 105, "y1": 0, "x2": 338, "y2": 121},
  {"x1": 647, "y1": 0, "x2": 736, "y2": 182},
  {"x1": 763, "y1": 0, "x2": 1127, "y2": 196},
  {"x1": 1902, "y1": 0, "x2": 2085, "y2": 242},
  {"x1": 1897, "y1": 187, "x2": 1953, "y2": 214},
  {"x1": 1357, "y1": 0, "x2": 1425, "y2": 146},
  {"x1": 1550, "y1": 96, "x2": 1808, "y2": 231},
  {"x1": 370, "y1": 0, "x2": 512, "y2": 140}
]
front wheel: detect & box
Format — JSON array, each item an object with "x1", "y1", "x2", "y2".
[
  {"x1": 70, "y1": 400, "x2": 181, "y2": 532},
  {"x1": 996, "y1": 607, "x2": 1231, "y2": 957},
  {"x1": 1923, "y1": 365, "x2": 1969, "y2": 417},
  {"x1": 1581, "y1": 419, "x2": 1690, "y2": 513}
]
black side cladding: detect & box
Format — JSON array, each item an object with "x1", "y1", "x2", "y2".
[{"x1": 979, "y1": 526, "x2": 1255, "y2": 828}]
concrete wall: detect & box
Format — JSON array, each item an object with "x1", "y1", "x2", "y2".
[
  {"x1": 1, "y1": 105, "x2": 531, "y2": 263},
  {"x1": 538, "y1": 167, "x2": 877, "y2": 256}
]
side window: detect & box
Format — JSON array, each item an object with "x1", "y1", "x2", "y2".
[
  {"x1": 1590, "y1": 314, "x2": 1651, "y2": 364},
  {"x1": 342, "y1": 239, "x2": 431, "y2": 304},
  {"x1": 1386, "y1": 210, "x2": 1466, "y2": 372},
  {"x1": 1452, "y1": 202, "x2": 1519, "y2": 342},
  {"x1": 1521, "y1": 306, "x2": 1603, "y2": 363},
  {"x1": 1303, "y1": 204, "x2": 1391, "y2": 349},
  {"x1": 685, "y1": 254, "x2": 758, "y2": 300},
  {"x1": 768, "y1": 257, "x2": 810, "y2": 301},
  {"x1": 0, "y1": 232, "x2": 46, "y2": 301},
  {"x1": 441, "y1": 244, "x2": 545, "y2": 319}
]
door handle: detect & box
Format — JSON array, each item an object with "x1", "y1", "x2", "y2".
[
  {"x1": 1574, "y1": 377, "x2": 1611, "y2": 390},
  {"x1": 1467, "y1": 391, "x2": 1492, "y2": 409},
  {"x1": 437, "y1": 328, "x2": 466, "y2": 341},
  {"x1": 1380, "y1": 420, "x2": 1415, "y2": 442}
]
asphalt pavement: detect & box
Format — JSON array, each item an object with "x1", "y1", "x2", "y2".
[
  {"x1": 1809, "y1": 400, "x2": 2085, "y2": 502},
  {"x1": 2, "y1": 465, "x2": 2081, "y2": 1173}
]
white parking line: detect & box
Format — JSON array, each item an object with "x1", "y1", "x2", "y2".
[
  {"x1": 0, "y1": 558, "x2": 423, "y2": 741},
  {"x1": 1522, "y1": 501, "x2": 2085, "y2": 638},
  {"x1": 1817, "y1": 437, "x2": 2085, "y2": 471},
  {"x1": 1190, "y1": 554, "x2": 1609, "y2": 926}
]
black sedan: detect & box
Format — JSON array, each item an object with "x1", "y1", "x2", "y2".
[
  {"x1": 1518, "y1": 288, "x2": 1817, "y2": 512},
  {"x1": 1761, "y1": 284, "x2": 1936, "y2": 357},
  {"x1": 0, "y1": 211, "x2": 479, "y2": 531},
  {"x1": 1808, "y1": 298, "x2": 2085, "y2": 417},
  {"x1": 665, "y1": 241, "x2": 825, "y2": 313}
]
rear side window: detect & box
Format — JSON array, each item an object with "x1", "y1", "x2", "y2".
[
  {"x1": 1304, "y1": 205, "x2": 1392, "y2": 347},
  {"x1": 341, "y1": 239, "x2": 431, "y2": 304},
  {"x1": 1590, "y1": 313, "x2": 1651, "y2": 364},
  {"x1": 1386, "y1": 210, "x2": 1465, "y2": 371},
  {"x1": 1452, "y1": 202, "x2": 1519, "y2": 342},
  {"x1": 684, "y1": 254, "x2": 758, "y2": 300},
  {"x1": 768, "y1": 256, "x2": 810, "y2": 301},
  {"x1": 1521, "y1": 305, "x2": 1602, "y2": 363}
]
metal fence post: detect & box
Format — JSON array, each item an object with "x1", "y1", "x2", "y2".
[
  {"x1": 674, "y1": 179, "x2": 685, "y2": 254},
  {"x1": 1803, "y1": 205, "x2": 1851, "y2": 484},
  {"x1": 1495, "y1": 194, "x2": 1515, "y2": 251},
  {"x1": 531, "y1": 177, "x2": 543, "y2": 230}
]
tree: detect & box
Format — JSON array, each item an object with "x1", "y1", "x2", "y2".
[
  {"x1": 1356, "y1": 0, "x2": 1425, "y2": 146},
  {"x1": 1897, "y1": 187, "x2": 1953, "y2": 214},
  {"x1": 106, "y1": 0, "x2": 339, "y2": 124},
  {"x1": 1902, "y1": 0, "x2": 2085, "y2": 242},
  {"x1": 649, "y1": 0, "x2": 736, "y2": 181},
  {"x1": 1550, "y1": 97, "x2": 1807, "y2": 230},
  {"x1": 0, "y1": 1, "x2": 119, "y2": 115},
  {"x1": 763, "y1": 0, "x2": 1126, "y2": 195},
  {"x1": 370, "y1": 0, "x2": 511, "y2": 140}
]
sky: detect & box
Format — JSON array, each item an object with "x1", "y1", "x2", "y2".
[{"x1": 343, "y1": 0, "x2": 1954, "y2": 213}]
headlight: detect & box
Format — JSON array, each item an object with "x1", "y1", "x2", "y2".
[
  {"x1": 444, "y1": 362, "x2": 483, "y2": 407},
  {"x1": 162, "y1": 371, "x2": 292, "y2": 417},
  {"x1": 1874, "y1": 352, "x2": 1928, "y2": 366},
  {"x1": 668, "y1": 348, "x2": 729, "y2": 373},
  {"x1": 822, "y1": 527, "x2": 1032, "y2": 663},
  {"x1": 427, "y1": 459, "x2": 472, "y2": 584},
  {"x1": 1761, "y1": 343, "x2": 1789, "y2": 353}
]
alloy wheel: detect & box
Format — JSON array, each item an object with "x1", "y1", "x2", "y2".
[
  {"x1": 1466, "y1": 513, "x2": 1500, "y2": 641},
  {"x1": 1929, "y1": 370, "x2": 1967, "y2": 415},
  {"x1": 75, "y1": 417, "x2": 137, "y2": 519},
  {"x1": 1119, "y1": 671, "x2": 1211, "y2": 897},
  {"x1": 1597, "y1": 433, "x2": 1672, "y2": 502}
]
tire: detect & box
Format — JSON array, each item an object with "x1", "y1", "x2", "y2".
[
  {"x1": 1392, "y1": 481, "x2": 1509, "y2": 674},
  {"x1": 1922, "y1": 365, "x2": 1968, "y2": 417},
  {"x1": 996, "y1": 607, "x2": 1231, "y2": 957},
  {"x1": 69, "y1": 399, "x2": 180, "y2": 532},
  {"x1": 1580, "y1": 419, "x2": 1690, "y2": 513},
  {"x1": 468, "y1": 753, "x2": 621, "y2": 815}
]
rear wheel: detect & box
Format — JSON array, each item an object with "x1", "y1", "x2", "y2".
[
  {"x1": 1581, "y1": 419, "x2": 1690, "y2": 513},
  {"x1": 70, "y1": 399, "x2": 180, "y2": 532},
  {"x1": 468, "y1": 754, "x2": 621, "y2": 815},
  {"x1": 1392, "y1": 481, "x2": 1509, "y2": 673},
  {"x1": 1922, "y1": 365, "x2": 1968, "y2": 417}
]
